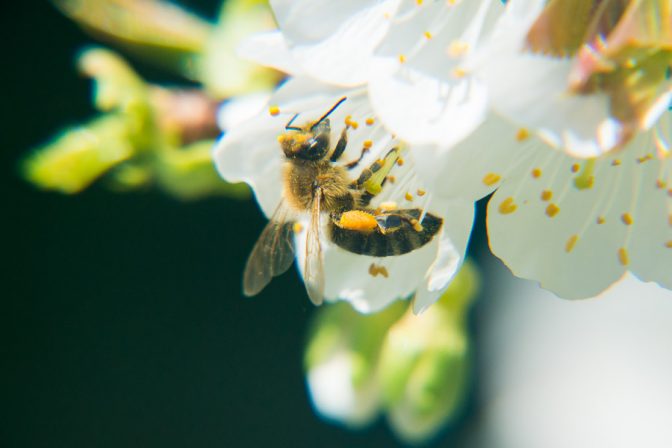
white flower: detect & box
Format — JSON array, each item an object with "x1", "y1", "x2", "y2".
[
  {"x1": 214, "y1": 78, "x2": 473, "y2": 313},
  {"x1": 487, "y1": 111, "x2": 672, "y2": 298},
  {"x1": 215, "y1": 0, "x2": 672, "y2": 308}
]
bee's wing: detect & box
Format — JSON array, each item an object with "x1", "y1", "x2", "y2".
[
  {"x1": 304, "y1": 190, "x2": 325, "y2": 306},
  {"x1": 243, "y1": 202, "x2": 296, "y2": 296}
]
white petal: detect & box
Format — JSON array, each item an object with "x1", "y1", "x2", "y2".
[
  {"x1": 270, "y1": 0, "x2": 402, "y2": 86},
  {"x1": 237, "y1": 31, "x2": 304, "y2": 76},
  {"x1": 487, "y1": 122, "x2": 672, "y2": 298},
  {"x1": 413, "y1": 199, "x2": 475, "y2": 314},
  {"x1": 216, "y1": 92, "x2": 270, "y2": 132},
  {"x1": 410, "y1": 114, "x2": 536, "y2": 202},
  {"x1": 368, "y1": 0, "x2": 499, "y2": 147}
]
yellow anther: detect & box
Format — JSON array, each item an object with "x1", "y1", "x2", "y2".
[
  {"x1": 665, "y1": 241, "x2": 672, "y2": 249},
  {"x1": 571, "y1": 163, "x2": 580, "y2": 173},
  {"x1": 621, "y1": 213, "x2": 633, "y2": 225},
  {"x1": 667, "y1": 188, "x2": 672, "y2": 197},
  {"x1": 416, "y1": 0, "x2": 423, "y2": 5},
  {"x1": 656, "y1": 179, "x2": 667, "y2": 189},
  {"x1": 379, "y1": 201, "x2": 397, "y2": 211},
  {"x1": 399, "y1": 54, "x2": 407, "y2": 64},
  {"x1": 516, "y1": 128, "x2": 530, "y2": 141},
  {"x1": 540, "y1": 190, "x2": 553, "y2": 201},
  {"x1": 498, "y1": 197, "x2": 517, "y2": 214},
  {"x1": 482, "y1": 173, "x2": 501, "y2": 186},
  {"x1": 363, "y1": 140, "x2": 373, "y2": 149},
  {"x1": 451, "y1": 67, "x2": 467, "y2": 78},
  {"x1": 545, "y1": 203, "x2": 560, "y2": 218},
  {"x1": 637, "y1": 153, "x2": 653, "y2": 164},
  {"x1": 396, "y1": 157, "x2": 405, "y2": 166},
  {"x1": 268, "y1": 105, "x2": 280, "y2": 116},
  {"x1": 387, "y1": 175, "x2": 396, "y2": 184},
  {"x1": 338, "y1": 210, "x2": 378, "y2": 232},
  {"x1": 531, "y1": 168, "x2": 542, "y2": 178},
  {"x1": 365, "y1": 117, "x2": 375, "y2": 126},
  {"x1": 447, "y1": 40, "x2": 470, "y2": 58},
  {"x1": 293, "y1": 222, "x2": 304, "y2": 233},
  {"x1": 424, "y1": 31, "x2": 433, "y2": 39},
  {"x1": 405, "y1": 192, "x2": 414, "y2": 201},
  {"x1": 669, "y1": 213, "x2": 672, "y2": 226},
  {"x1": 611, "y1": 159, "x2": 621, "y2": 166},
  {"x1": 618, "y1": 247, "x2": 629, "y2": 266},
  {"x1": 368, "y1": 263, "x2": 389, "y2": 278},
  {"x1": 565, "y1": 234, "x2": 579, "y2": 253},
  {"x1": 597, "y1": 216, "x2": 606, "y2": 224},
  {"x1": 411, "y1": 219, "x2": 424, "y2": 232},
  {"x1": 416, "y1": 189, "x2": 426, "y2": 196}
]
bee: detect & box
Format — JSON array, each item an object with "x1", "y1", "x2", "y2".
[{"x1": 243, "y1": 97, "x2": 443, "y2": 305}]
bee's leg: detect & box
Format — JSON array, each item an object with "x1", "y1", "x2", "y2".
[
  {"x1": 350, "y1": 147, "x2": 400, "y2": 195},
  {"x1": 344, "y1": 146, "x2": 369, "y2": 170},
  {"x1": 329, "y1": 127, "x2": 349, "y2": 162}
]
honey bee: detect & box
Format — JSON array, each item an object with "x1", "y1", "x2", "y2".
[{"x1": 243, "y1": 97, "x2": 443, "y2": 305}]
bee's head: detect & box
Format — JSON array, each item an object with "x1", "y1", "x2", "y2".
[
  {"x1": 278, "y1": 97, "x2": 347, "y2": 161},
  {"x1": 279, "y1": 119, "x2": 331, "y2": 160}
]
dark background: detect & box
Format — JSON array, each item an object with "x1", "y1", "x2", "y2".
[{"x1": 2, "y1": 2, "x2": 492, "y2": 446}]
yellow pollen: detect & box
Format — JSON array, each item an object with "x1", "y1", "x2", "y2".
[
  {"x1": 499, "y1": 197, "x2": 517, "y2": 214},
  {"x1": 447, "y1": 40, "x2": 470, "y2": 58},
  {"x1": 571, "y1": 163, "x2": 580, "y2": 173},
  {"x1": 545, "y1": 203, "x2": 560, "y2": 218},
  {"x1": 621, "y1": 213, "x2": 633, "y2": 225},
  {"x1": 416, "y1": 0, "x2": 423, "y2": 4},
  {"x1": 293, "y1": 222, "x2": 303, "y2": 233},
  {"x1": 397, "y1": 157, "x2": 405, "y2": 166},
  {"x1": 516, "y1": 128, "x2": 530, "y2": 141},
  {"x1": 365, "y1": 117, "x2": 375, "y2": 126},
  {"x1": 451, "y1": 67, "x2": 467, "y2": 78},
  {"x1": 565, "y1": 234, "x2": 579, "y2": 253},
  {"x1": 344, "y1": 115, "x2": 359, "y2": 129},
  {"x1": 363, "y1": 140, "x2": 373, "y2": 149},
  {"x1": 665, "y1": 241, "x2": 672, "y2": 249},
  {"x1": 405, "y1": 192, "x2": 414, "y2": 201},
  {"x1": 618, "y1": 247, "x2": 629, "y2": 266},
  {"x1": 368, "y1": 263, "x2": 389, "y2": 278},
  {"x1": 417, "y1": 188, "x2": 426, "y2": 196},
  {"x1": 387, "y1": 175, "x2": 396, "y2": 183},
  {"x1": 379, "y1": 201, "x2": 397, "y2": 211},
  {"x1": 268, "y1": 105, "x2": 280, "y2": 116},
  {"x1": 398, "y1": 54, "x2": 407, "y2": 64},
  {"x1": 637, "y1": 153, "x2": 653, "y2": 164},
  {"x1": 531, "y1": 168, "x2": 542, "y2": 178},
  {"x1": 597, "y1": 216, "x2": 606, "y2": 224},
  {"x1": 656, "y1": 179, "x2": 667, "y2": 189},
  {"x1": 424, "y1": 31, "x2": 433, "y2": 39},
  {"x1": 482, "y1": 173, "x2": 501, "y2": 186},
  {"x1": 412, "y1": 220, "x2": 424, "y2": 232},
  {"x1": 339, "y1": 210, "x2": 378, "y2": 232},
  {"x1": 541, "y1": 190, "x2": 553, "y2": 201},
  {"x1": 611, "y1": 159, "x2": 621, "y2": 166}
]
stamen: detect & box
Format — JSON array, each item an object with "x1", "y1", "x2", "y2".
[
  {"x1": 541, "y1": 190, "x2": 553, "y2": 201},
  {"x1": 368, "y1": 263, "x2": 389, "y2": 278},
  {"x1": 405, "y1": 192, "x2": 414, "y2": 201},
  {"x1": 268, "y1": 105, "x2": 280, "y2": 116},
  {"x1": 498, "y1": 197, "x2": 517, "y2": 214},
  {"x1": 621, "y1": 213, "x2": 633, "y2": 226},
  {"x1": 516, "y1": 128, "x2": 530, "y2": 141},
  {"x1": 531, "y1": 168, "x2": 542, "y2": 178},
  {"x1": 565, "y1": 234, "x2": 579, "y2": 253},
  {"x1": 618, "y1": 247, "x2": 629, "y2": 266},
  {"x1": 416, "y1": 189, "x2": 426, "y2": 196},
  {"x1": 482, "y1": 173, "x2": 501, "y2": 186},
  {"x1": 545, "y1": 203, "x2": 560, "y2": 218},
  {"x1": 365, "y1": 117, "x2": 375, "y2": 126},
  {"x1": 597, "y1": 216, "x2": 606, "y2": 224},
  {"x1": 293, "y1": 222, "x2": 303, "y2": 233}
]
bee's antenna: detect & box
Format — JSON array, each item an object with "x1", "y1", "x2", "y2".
[
  {"x1": 285, "y1": 113, "x2": 301, "y2": 131},
  {"x1": 311, "y1": 97, "x2": 347, "y2": 130}
]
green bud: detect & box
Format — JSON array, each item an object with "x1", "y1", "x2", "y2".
[
  {"x1": 304, "y1": 301, "x2": 406, "y2": 428},
  {"x1": 54, "y1": 0, "x2": 212, "y2": 79},
  {"x1": 379, "y1": 262, "x2": 479, "y2": 444},
  {"x1": 22, "y1": 114, "x2": 133, "y2": 194}
]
